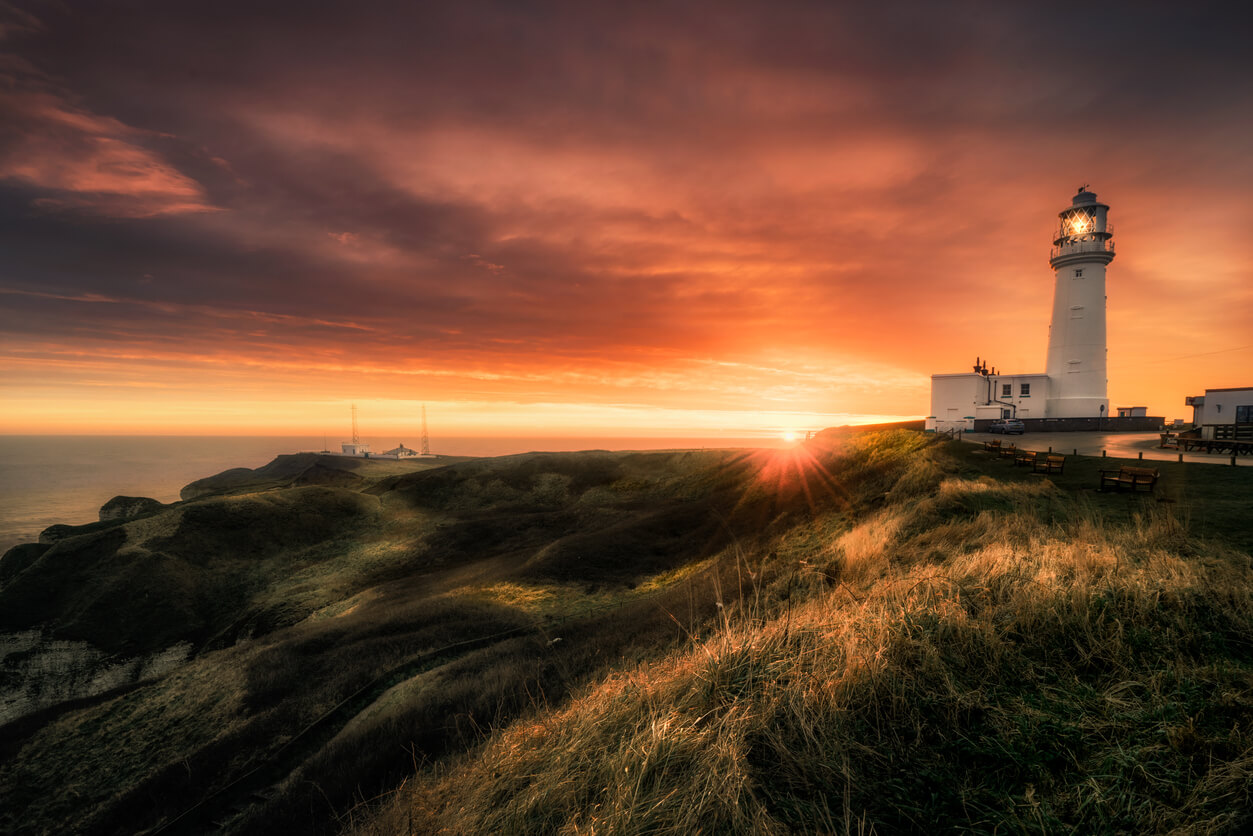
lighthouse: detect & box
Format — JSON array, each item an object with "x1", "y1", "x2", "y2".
[
  {"x1": 927, "y1": 185, "x2": 1154, "y2": 432},
  {"x1": 1044, "y1": 186, "x2": 1114, "y2": 418}
]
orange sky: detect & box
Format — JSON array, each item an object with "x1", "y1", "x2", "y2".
[{"x1": 1, "y1": 2, "x2": 1249, "y2": 437}]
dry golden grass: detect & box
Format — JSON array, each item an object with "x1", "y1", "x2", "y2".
[{"x1": 349, "y1": 439, "x2": 1253, "y2": 835}]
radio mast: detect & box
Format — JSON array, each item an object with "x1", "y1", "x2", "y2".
[
  {"x1": 421, "y1": 406, "x2": 431, "y2": 458},
  {"x1": 351, "y1": 403, "x2": 360, "y2": 445},
  {"x1": 420, "y1": 405, "x2": 430, "y2": 456}
]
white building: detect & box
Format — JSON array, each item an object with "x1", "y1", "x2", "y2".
[
  {"x1": 927, "y1": 187, "x2": 1118, "y2": 431},
  {"x1": 930, "y1": 369, "x2": 1049, "y2": 426},
  {"x1": 1185, "y1": 387, "x2": 1253, "y2": 439}
]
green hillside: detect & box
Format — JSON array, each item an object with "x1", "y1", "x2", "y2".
[{"x1": 2, "y1": 434, "x2": 1251, "y2": 835}]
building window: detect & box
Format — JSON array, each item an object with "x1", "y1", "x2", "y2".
[
  {"x1": 1001, "y1": 383, "x2": 1011, "y2": 398},
  {"x1": 1002, "y1": 408, "x2": 1013, "y2": 419},
  {"x1": 1020, "y1": 383, "x2": 1030, "y2": 397},
  {"x1": 1237, "y1": 405, "x2": 1253, "y2": 423},
  {"x1": 1074, "y1": 268, "x2": 1084, "y2": 278}
]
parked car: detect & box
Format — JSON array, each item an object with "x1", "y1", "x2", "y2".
[{"x1": 989, "y1": 419, "x2": 1025, "y2": 435}]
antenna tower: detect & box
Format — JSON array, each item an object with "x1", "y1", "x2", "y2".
[
  {"x1": 420, "y1": 405, "x2": 430, "y2": 455},
  {"x1": 351, "y1": 403, "x2": 360, "y2": 445}
]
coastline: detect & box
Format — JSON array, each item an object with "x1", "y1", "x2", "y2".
[{"x1": 0, "y1": 435, "x2": 790, "y2": 552}]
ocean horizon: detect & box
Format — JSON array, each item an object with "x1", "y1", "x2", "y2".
[{"x1": 0, "y1": 433, "x2": 794, "y2": 553}]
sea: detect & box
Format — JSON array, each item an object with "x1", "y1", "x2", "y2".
[{"x1": 0, "y1": 434, "x2": 788, "y2": 554}]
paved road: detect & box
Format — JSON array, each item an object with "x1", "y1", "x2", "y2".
[{"x1": 959, "y1": 431, "x2": 1249, "y2": 466}]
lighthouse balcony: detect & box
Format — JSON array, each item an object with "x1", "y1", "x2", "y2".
[
  {"x1": 1049, "y1": 237, "x2": 1115, "y2": 267},
  {"x1": 1049, "y1": 238, "x2": 1114, "y2": 259}
]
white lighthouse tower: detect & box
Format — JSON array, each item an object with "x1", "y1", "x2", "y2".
[{"x1": 1044, "y1": 186, "x2": 1115, "y2": 418}]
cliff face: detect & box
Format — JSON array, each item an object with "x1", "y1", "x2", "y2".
[{"x1": 0, "y1": 630, "x2": 191, "y2": 725}]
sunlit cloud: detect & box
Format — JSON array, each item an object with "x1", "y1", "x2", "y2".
[{"x1": 0, "y1": 58, "x2": 215, "y2": 217}]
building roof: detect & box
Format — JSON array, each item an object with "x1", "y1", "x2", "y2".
[{"x1": 931, "y1": 371, "x2": 1048, "y2": 379}]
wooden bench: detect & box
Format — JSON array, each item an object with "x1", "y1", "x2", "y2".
[
  {"x1": 983, "y1": 440, "x2": 1002, "y2": 452},
  {"x1": 1013, "y1": 450, "x2": 1038, "y2": 467},
  {"x1": 998, "y1": 444, "x2": 1018, "y2": 458},
  {"x1": 1033, "y1": 454, "x2": 1065, "y2": 474},
  {"x1": 1100, "y1": 465, "x2": 1159, "y2": 492}
]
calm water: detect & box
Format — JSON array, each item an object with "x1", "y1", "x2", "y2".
[{"x1": 0, "y1": 434, "x2": 784, "y2": 553}]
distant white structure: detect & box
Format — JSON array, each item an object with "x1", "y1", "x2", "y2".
[
  {"x1": 1185, "y1": 387, "x2": 1253, "y2": 439},
  {"x1": 341, "y1": 403, "x2": 371, "y2": 457},
  {"x1": 1116, "y1": 406, "x2": 1148, "y2": 418},
  {"x1": 336, "y1": 405, "x2": 438, "y2": 459},
  {"x1": 381, "y1": 443, "x2": 420, "y2": 458},
  {"x1": 928, "y1": 186, "x2": 1119, "y2": 430}
]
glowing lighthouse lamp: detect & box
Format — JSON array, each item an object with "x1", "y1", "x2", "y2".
[{"x1": 1044, "y1": 186, "x2": 1115, "y2": 419}]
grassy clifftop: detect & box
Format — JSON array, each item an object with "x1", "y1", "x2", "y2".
[
  {"x1": 354, "y1": 434, "x2": 1253, "y2": 835},
  {"x1": 2, "y1": 434, "x2": 1251, "y2": 835}
]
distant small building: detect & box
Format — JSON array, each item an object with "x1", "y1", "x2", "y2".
[
  {"x1": 382, "y1": 443, "x2": 419, "y2": 458},
  {"x1": 1116, "y1": 406, "x2": 1147, "y2": 418},
  {"x1": 1185, "y1": 387, "x2": 1253, "y2": 440}
]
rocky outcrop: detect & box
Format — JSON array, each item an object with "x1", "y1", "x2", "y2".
[
  {"x1": 99, "y1": 495, "x2": 166, "y2": 522},
  {"x1": 38, "y1": 525, "x2": 81, "y2": 545}
]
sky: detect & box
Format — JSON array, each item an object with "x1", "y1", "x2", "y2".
[{"x1": 1, "y1": 1, "x2": 1250, "y2": 438}]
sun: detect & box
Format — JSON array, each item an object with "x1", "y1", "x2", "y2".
[{"x1": 781, "y1": 430, "x2": 799, "y2": 442}]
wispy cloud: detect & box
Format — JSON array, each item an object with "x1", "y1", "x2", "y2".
[{"x1": 0, "y1": 59, "x2": 215, "y2": 217}]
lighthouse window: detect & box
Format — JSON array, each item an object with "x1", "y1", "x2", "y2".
[
  {"x1": 1001, "y1": 383, "x2": 1011, "y2": 398},
  {"x1": 1074, "y1": 269, "x2": 1084, "y2": 278},
  {"x1": 1020, "y1": 383, "x2": 1031, "y2": 397}
]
